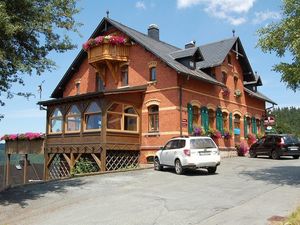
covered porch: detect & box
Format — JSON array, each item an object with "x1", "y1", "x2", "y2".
[{"x1": 39, "y1": 85, "x2": 146, "y2": 180}]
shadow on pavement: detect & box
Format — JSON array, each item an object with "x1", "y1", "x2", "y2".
[
  {"x1": 0, "y1": 178, "x2": 88, "y2": 208},
  {"x1": 240, "y1": 166, "x2": 300, "y2": 186},
  {"x1": 159, "y1": 167, "x2": 217, "y2": 176}
]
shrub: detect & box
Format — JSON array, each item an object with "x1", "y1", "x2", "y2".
[
  {"x1": 236, "y1": 141, "x2": 249, "y2": 156},
  {"x1": 74, "y1": 157, "x2": 98, "y2": 174}
]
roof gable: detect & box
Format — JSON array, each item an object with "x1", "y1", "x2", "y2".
[{"x1": 51, "y1": 17, "x2": 226, "y2": 98}]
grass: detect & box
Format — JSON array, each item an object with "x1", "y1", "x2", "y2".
[{"x1": 282, "y1": 207, "x2": 300, "y2": 225}]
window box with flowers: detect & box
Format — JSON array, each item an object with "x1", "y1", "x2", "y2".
[
  {"x1": 221, "y1": 88, "x2": 230, "y2": 97},
  {"x1": 223, "y1": 129, "x2": 233, "y2": 140},
  {"x1": 208, "y1": 128, "x2": 222, "y2": 139},
  {"x1": 234, "y1": 89, "x2": 242, "y2": 98},
  {"x1": 1, "y1": 133, "x2": 45, "y2": 154},
  {"x1": 193, "y1": 127, "x2": 206, "y2": 136}
]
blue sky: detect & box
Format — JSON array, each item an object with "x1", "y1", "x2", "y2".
[{"x1": 1, "y1": 0, "x2": 299, "y2": 139}]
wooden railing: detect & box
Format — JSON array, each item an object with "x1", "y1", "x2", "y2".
[{"x1": 87, "y1": 43, "x2": 130, "y2": 64}]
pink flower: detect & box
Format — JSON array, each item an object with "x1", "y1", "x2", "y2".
[{"x1": 9, "y1": 134, "x2": 18, "y2": 140}]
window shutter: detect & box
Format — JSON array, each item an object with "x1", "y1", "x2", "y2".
[
  {"x1": 187, "y1": 103, "x2": 193, "y2": 134},
  {"x1": 252, "y1": 117, "x2": 257, "y2": 134},
  {"x1": 229, "y1": 113, "x2": 233, "y2": 132},
  {"x1": 244, "y1": 115, "x2": 248, "y2": 137},
  {"x1": 201, "y1": 107, "x2": 209, "y2": 132}
]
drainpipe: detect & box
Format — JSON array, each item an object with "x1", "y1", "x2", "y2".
[{"x1": 179, "y1": 85, "x2": 183, "y2": 136}]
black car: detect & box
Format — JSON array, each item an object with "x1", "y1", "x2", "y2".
[{"x1": 249, "y1": 134, "x2": 300, "y2": 159}]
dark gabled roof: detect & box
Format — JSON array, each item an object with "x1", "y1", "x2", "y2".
[
  {"x1": 197, "y1": 37, "x2": 255, "y2": 82},
  {"x1": 41, "y1": 85, "x2": 147, "y2": 106},
  {"x1": 51, "y1": 17, "x2": 225, "y2": 98},
  {"x1": 244, "y1": 74, "x2": 263, "y2": 86},
  {"x1": 244, "y1": 88, "x2": 277, "y2": 105},
  {"x1": 169, "y1": 46, "x2": 203, "y2": 61}
]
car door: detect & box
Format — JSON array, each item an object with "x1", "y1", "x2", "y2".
[
  {"x1": 160, "y1": 140, "x2": 174, "y2": 165},
  {"x1": 262, "y1": 136, "x2": 274, "y2": 155},
  {"x1": 254, "y1": 137, "x2": 266, "y2": 155},
  {"x1": 166, "y1": 140, "x2": 180, "y2": 165}
]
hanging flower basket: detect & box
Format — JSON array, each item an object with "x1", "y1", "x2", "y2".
[
  {"x1": 223, "y1": 129, "x2": 232, "y2": 140},
  {"x1": 208, "y1": 128, "x2": 222, "y2": 139},
  {"x1": 193, "y1": 127, "x2": 206, "y2": 136},
  {"x1": 221, "y1": 88, "x2": 230, "y2": 97},
  {"x1": 234, "y1": 89, "x2": 242, "y2": 97}
]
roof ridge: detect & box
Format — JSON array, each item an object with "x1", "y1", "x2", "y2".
[
  {"x1": 106, "y1": 18, "x2": 180, "y2": 50},
  {"x1": 199, "y1": 36, "x2": 238, "y2": 48}
]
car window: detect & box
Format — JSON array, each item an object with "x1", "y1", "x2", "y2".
[
  {"x1": 265, "y1": 136, "x2": 274, "y2": 144},
  {"x1": 177, "y1": 140, "x2": 186, "y2": 148},
  {"x1": 170, "y1": 140, "x2": 179, "y2": 149},
  {"x1": 164, "y1": 141, "x2": 173, "y2": 150},
  {"x1": 190, "y1": 139, "x2": 216, "y2": 149},
  {"x1": 283, "y1": 135, "x2": 299, "y2": 144}
]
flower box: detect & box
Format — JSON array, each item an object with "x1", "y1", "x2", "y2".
[{"x1": 5, "y1": 139, "x2": 44, "y2": 154}]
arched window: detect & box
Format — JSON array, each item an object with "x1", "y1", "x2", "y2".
[
  {"x1": 221, "y1": 72, "x2": 227, "y2": 84},
  {"x1": 192, "y1": 106, "x2": 200, "y2": 128},
  {"x1": 121, "y1": 66, "x2": 129, "y2": 86},
  {"x1": 107, "y1": 103, "x2": 139, "y2": 132},
  {"x1": 49, "y1": 108, "x2": 63, "y2": 133},
  {"x1": 148, "y1": 105, "x2": 159, "y2": 132},
  {"x1": 150, "y1": 67, "x2": 156, "y2": 81},
  {"x1": 208, "y1": 109, "x2": 215, "y2": 129},
  {"x1": 124, "y1": 106, "x2": 138, "y2": 131},
  {"x1": 222, "y1": 111, "x2": 229, "y2": 131},
  {"x1": 201, "y1": 106, "x2": 209, "y2": 132},
  {"x1": 234, "y1": 114, "x2": 241, "y2": 143},
  {"x1": 66, "y1": 105, "x2": 81, "y2": 132},
  {"x1": 85, "y1": 102, "x2": 101, "y2": 130}
]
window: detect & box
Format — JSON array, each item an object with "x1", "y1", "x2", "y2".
[
  {"x1": 234, "y1": 114, "x2": 241, "y2": 143},
  {"x1": 75, "y1": 82, "x2": 80, "y2": 95},
  {"x1": 85, "y1": 102, "x2": 101, "y2": 130},
  {"x1": 107, "y1": 103, "x2": 139, "y2": 132},
  {"x1": 150, "y1": 67, "x2": 156, "y2": 81},
  {"x1": 49, "y1": 108, "x2": 63, "y2": 133},
  {"x1": 228, "y1": 54, "x2": 232, "y2": 65},
  {"x1": 222, "y1": 112, "x2": 228, "y2": 131},
  {"x1": 96, "y1": 74, "x2": 105, "y2": 91},
  {"x1": 192, "y1": 106, "x2": 200, "y2": 127},
  {"x1": 148, "y1": 105, "x2": 159, "y2": 132},
  {"x1": 121, "y1": 67, "x2": 128, "y2": 86},
  {"x1": 124, "y1": 106, "x2": 138, "y2": 131},
  {"x1": 208, "y1": 109, "x2": 215, "y2": 129},
  {"x1": 221, "y1": 72, "x2": 227, "y2": 84},
  {"x1": 66, "y1": 105, "x2": 81, "y2": 132}
]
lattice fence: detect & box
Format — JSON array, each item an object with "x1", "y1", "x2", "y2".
[
  {"x1": 49, "y1": 154, "x2": 70, "y2": 180},
  {"x1": 106, "y1": 150, "x2": 140, "y2": 171}
]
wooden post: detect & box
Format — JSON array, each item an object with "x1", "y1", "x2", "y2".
[
  {"x1": 43, "y1": 152, "x2": 49, "y2": 181},
  {"x1": 23, "y1": 154, "x2": 28, "y2": 184},
  {"x1": 5, "y1": 154, "x2": 11, "y2": 187},
  {"x1": 70, "y1": 153, "x2": 75, "y2": 175},
  {"x1": 101, "y1": 105, "x2": 107, "y2": 172}
]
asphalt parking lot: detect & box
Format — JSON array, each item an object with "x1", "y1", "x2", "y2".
[{"x1": 0, "y1": 156, "x2": 300, "y2": 225}]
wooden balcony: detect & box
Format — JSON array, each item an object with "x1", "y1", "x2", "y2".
[{"x1": 87, "y1": 43, "x2": 130, "y2": 65}]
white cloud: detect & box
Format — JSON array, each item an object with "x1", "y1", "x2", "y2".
[
  {"x1": 135, "y1": 1, "x2": 146, "y2": 10},
  {"x1": 177, "y1": 0, "x2": 256, "y2": 26},
  {"x1": 252, "y1": 10, "x2": 281, "y2": 24}
]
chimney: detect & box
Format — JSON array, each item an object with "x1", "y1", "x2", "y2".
[
  {"x1": 185, "y1": 41, "x2": 196, "y2": 49},
  {"x1": 148, "y1": 24, "x2": 159, "y2": 41}
]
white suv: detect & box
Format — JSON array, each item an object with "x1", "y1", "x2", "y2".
[{"x1": 154, "y1": 136, "x2": 221, "y2": 175}]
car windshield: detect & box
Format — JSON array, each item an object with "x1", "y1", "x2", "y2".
[
  {"x1": 283, "y1": 135, "x2": 299, "y2": 144},
  {"x1": 190, "y1": 139, "x2": 216, "y2": 149}
]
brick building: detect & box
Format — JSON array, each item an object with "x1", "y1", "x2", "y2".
[{"x1": 39, "y1": 17, "x2": 275, "y2": 172}]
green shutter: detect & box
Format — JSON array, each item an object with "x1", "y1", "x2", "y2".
[
  {"x1": 187, "y1": 103, "x2": 193, "y2": 134},
  {"x1": 216, "y1": 108, "x2": 223, "y2": 132},
  {"x1": 229, "y1": 113, "x2": 233, "y2": 132},
  {"x1": 244, "y1": 116, "x2": 248, "y2": 137}
]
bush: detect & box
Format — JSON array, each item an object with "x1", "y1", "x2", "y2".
[
  {"x1": 236, "y1": 141, "x2": 249, "y2": 156},
  {"x1": 74, "y1": 157, "x2": 99, "y2": 174}
]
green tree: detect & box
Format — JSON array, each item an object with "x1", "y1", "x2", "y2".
[
  {"x1": 257, "y1": 0, "x2": 300, "y2": 92},
  {"x1": 0, "y1": 0, "x2": 80, "y2": 110}
]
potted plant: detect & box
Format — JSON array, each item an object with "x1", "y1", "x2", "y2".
[
  {"x1": 208, "y1": 128, "x2": 222, "y2": 139},
  {"x1": 193, "y1": 127, "x2": 206, "y2": 136},
  {"x1": 223, "y1": 129, "x2": 232, "y2": 140},
  {"x1": 236, "y1": 141, "x2": 249, "y2": 156}
]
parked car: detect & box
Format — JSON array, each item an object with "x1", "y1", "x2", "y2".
[
  {"x1": 154, "y1": 136, "x2": 221, "y2": 175},
  {"x1": 249, "y1": 134, "x2": 300, "y2": 159}
]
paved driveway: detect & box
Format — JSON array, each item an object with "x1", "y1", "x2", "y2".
[{"x1": 1, "y1": 157, "x2": 300, "y2": 225}]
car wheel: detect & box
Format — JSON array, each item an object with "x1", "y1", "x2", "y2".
[
  {"x1": 207, "y1": 167, "x2": 217, "y2": 174},
  {"x1": 154, "y1": 157, "x2": 163, "y2": 171},
  {"x1": 293, "y1": 156, "x2": 299, "y2": 159},
  {"x1": 249, "y1": 150, "x2": 257, "y2": 158},
  {"x1": 271, "y1": 150, "x2": 280, "y2": 160},
  {"x1": 175, "y1": 159, "x2": 184, "y2": 175}
]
